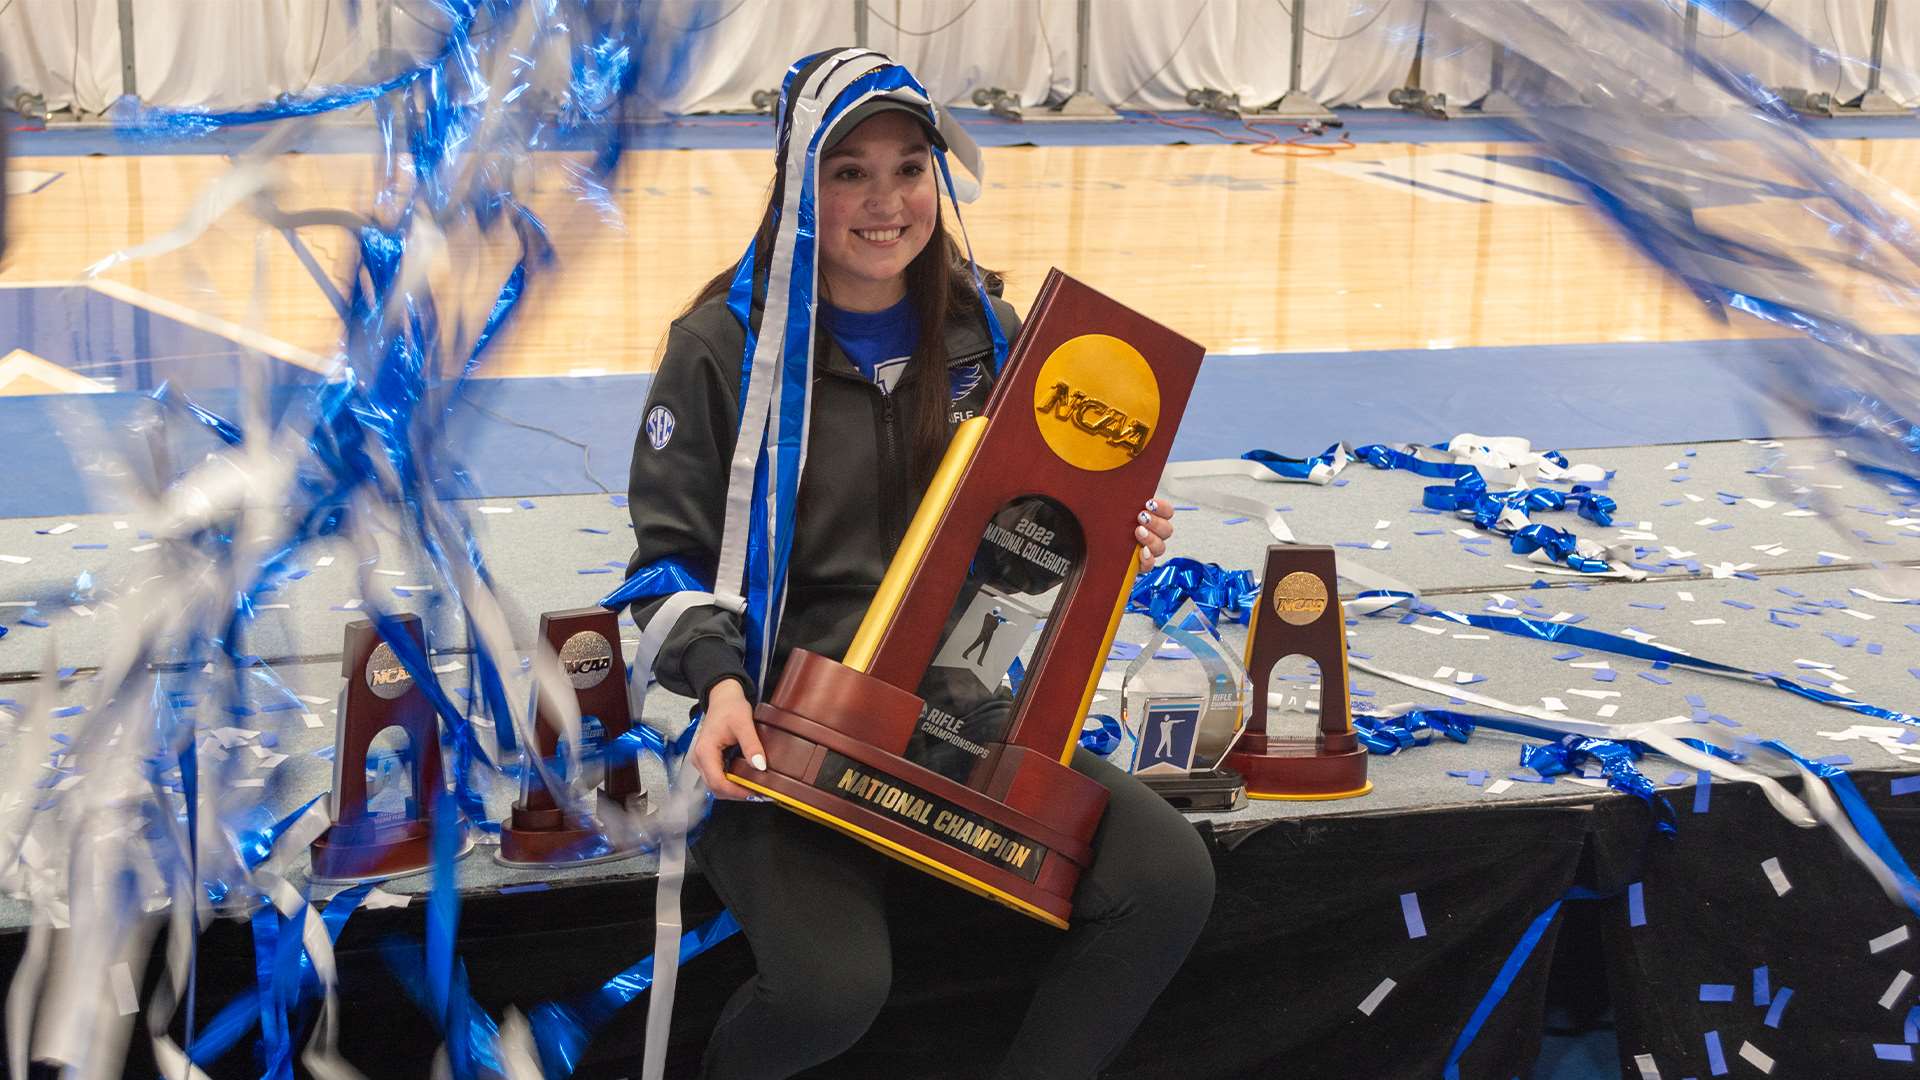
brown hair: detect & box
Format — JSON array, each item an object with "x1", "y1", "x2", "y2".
[{"x1": 680, "y1": 188, "x2": 998, "y2": 486}]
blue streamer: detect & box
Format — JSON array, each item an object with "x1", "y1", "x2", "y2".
[
  {"x1": 1442, "y1": 899, "x2": 1564, "y2": 1080},
  {"x1": 1127, "y1": 557, "x2": 1258, "y2": 627},
  {"x1": 1241, "y1": 444, "x2": 1348, "y2": 481},
  {"x1": 1079, "y1": 714, "x2": 1122, "y2": 757}
]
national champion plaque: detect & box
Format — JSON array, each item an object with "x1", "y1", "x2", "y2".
[{"x1": 726, "y1": 270, "x2": 1204, "y2": 927}]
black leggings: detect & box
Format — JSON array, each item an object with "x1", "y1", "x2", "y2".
[{"x1": 691, "y1": 748, "x2": 1216, "y2": 1080}]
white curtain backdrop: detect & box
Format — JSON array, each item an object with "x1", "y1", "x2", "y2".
[{"x1": 1, "y1": 0, "x2": 1916, "y2": 117}]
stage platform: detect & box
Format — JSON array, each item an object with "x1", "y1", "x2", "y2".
[{"x1": 2, "y1": 433, "x2": 1917, "y2": 1077}]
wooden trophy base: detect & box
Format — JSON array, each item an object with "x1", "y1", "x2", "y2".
[
  {"x1": 1224, "y1": 735, "x2": 1373, "y2": 802},
  {"x1": 726, "y1": 650, "x2": 1108, "y2": 930},
  {"x1": 495, "y1": 790, "x2": 649, "y2": 869},
  {"x1": 309, "y1": 815, "x2": 475, "y2": 884},
  {"x1": 1138, "y1": 768, "x2": 1249, "y2": 813}
]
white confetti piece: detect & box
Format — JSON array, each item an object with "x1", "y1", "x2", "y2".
[
  {"x1": 477, "y1": 506, "x2": 515, "y2": 515},
  {"x1": 1485, "y1": 779, "x2": 1515, "y2": 795},
  {"x1": 361, "y1": 888, "x2": 412, "y2": 910},
  {"x1": 1598, "y1": 704, "x2": 1619, "y2": 719},
  {"x1": 1690, "y1": 618, "x2": 1725, "y2": 626},
  {"x1": 1568, "y1": 689, "x2": 1621, "y2": 700},
  {"x1": 110, "y1": 962, "x2": 138, "y2": 1016},
  {"x1": 255, "y1": 603, "x2": 290, "y2": 611},
  {"x1": 1853, "y1": 589, "x2": 1919, "y2": 604},
  {"x1": 1745, "y1": 498, "x2": 1776, "y2": 509},
  {"x1": 1783, "y1": 509, "x2": 1817, "y2": 517},
  {"x1": 1374, "y1": 520, "x2": 1391, "y2": 530},
  {"x1": 1548, "y1": 612, "x2": 1577, "y2": 623},
  {"x1": 298, "y1": 694, "x2": 328, "y2": 704},
  {"x1": 1736, "y1": 1042, "x2": 1774, "y2": 1074},
  {"x1": 316, "y1": 556, "x2": 336, "y2": 568},
  {"x1": 1451, "y1": 633, "x2": 1489, "y2": 640},
  {"x1": 301, "y1": 713, "x2": 322, "y2": 728},
  {"x1": 1761, "y1": 857, "x2": 1791, "y2": 897},
  {"x1": 1676, "y1": 591, "x2": 1693, "y2": 602},
  {"x1": 44, "y1": 522, "x2": 76, "y2": 536},
  {"x1": 1870, "y1": 926, "x2": 1910, "y2": 954},
  {"x1": 374, "y1": 569, "x2": 406, "y2": 577},
  {"x1": 0, "y1": 555, "x2": 29, "y2": 565},
  {"x1": 1794, "y1": 658, "x2": 1833, "y2": 669},
  {"x1": 1357, "y1": 978, "x2": 1396, "y2": 1016},
  {"x1": 1369, "y1": 540, "x2": 1389, "y2": 550},
  {"x1": 234, "y1": 778, "x2": 266, "y2": 788},
  {"x1": 1570, "y1": 661, "x2": 1613, "y2": 670},
  {"x1": 1410, "y1": 624, "x2": 1446, "y2": 636},
  {"x1": 1634, "y1": 1052, "x2": 1662, "y2": 1080},
  {"x1": 1881, "y1": 970, "x2": 1913, "y2": 1009},
  {"x1": 1433, "y1": 667, "x2": 1456, "y2": 680},
  {"x1": 1838, "y1": 608, "x2": 1875, "y2": 621},
  {"x1": 1454, "y1": 671, "x2": 1477, "y2": 684},
  {"x1": 338, "y1": 599, "x2": 362, "y2": 610},
  {"x1": 129, "y1": 542, "x2": 159, "y2": 553},
  {"x1": 1451, "y1": 528, "x2": 1479, "y2": 539},
  {"x1": 431, "y1": 661, "x2": 465, "y2": 674},
  {"x1": 1683, "y1": 493, "x2": 1704, "y2": 503},
  {"x1": 112, "y1": 520, "x2": 128, "y2": 529},
  {"x1": 1694, "y1": 518, "x2": 1718, "y2": 527},
  {"x1": 69, "y1": 605, "x2": 92, "y2": 618},
  {"x1": 1542, "y1": 697, "x2": 1568, "y2": 712},
  {"x1": 1817, "y1": 551, "x2": 1852, "y2": 561}
]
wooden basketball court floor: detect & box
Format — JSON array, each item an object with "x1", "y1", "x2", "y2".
[{"x1": 5, "y1": 132, "x2": 1920, "y2": 388}]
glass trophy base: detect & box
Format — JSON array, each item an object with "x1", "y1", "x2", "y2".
[{"x1": 1138, "y1": 768, "x2": 1248, "y2": 813}]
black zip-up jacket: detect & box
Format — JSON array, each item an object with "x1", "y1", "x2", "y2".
[{"x1": 625, "y1": 291, "x2": 1021, "y2": 707}]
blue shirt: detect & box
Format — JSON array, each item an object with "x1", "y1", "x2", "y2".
[{"x1": 823, "y1": 297, "x2": 918, "y2": 394}]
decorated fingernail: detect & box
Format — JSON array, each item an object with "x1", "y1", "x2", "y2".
[
  {"x1": 1146, "y1": 499, "x2": 1158, "y2": 511},
  {"x1": 1138, "y1": 511, "x2": 1150, "y2": 523},
  {"x1": 751, "y1": 753, "x2": 767, "y2": 771}
]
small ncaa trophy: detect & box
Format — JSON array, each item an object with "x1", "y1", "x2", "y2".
[
  {"x1": 725, "y1": 270, "x2": 1205, "y2": 928},
  {"x1": 497, "y1": 607, "x2": 648, "y2": 867},
  {"x1": 310, "y1": 614, "x2": 473, "y2": 882},
  {"x1": 1222, "y1": 546, "x2": 1372, "y2": 800},
  {"x1": 1118, "y1": 600, "x2": 1249, "y2": 812}
]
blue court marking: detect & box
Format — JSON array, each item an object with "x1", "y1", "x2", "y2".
[
  {"x1": 1, "y1": 318, "x2": 1830, "y2": 516},
  {"x1": 1435, "y1": 167, "x2": 1583, "y2": 206},
  {"x1": 15, "y1": 105, "x2": 1920, "y2": 156},
  {"x1": 1365, "y1": 171, "x2": 1490, "y2": 203}
]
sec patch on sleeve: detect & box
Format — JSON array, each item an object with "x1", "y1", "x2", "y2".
[{"x1": 645, "y1": 404, "x2": 676, "y2": 450}]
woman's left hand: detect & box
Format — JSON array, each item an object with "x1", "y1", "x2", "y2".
[{"x1": 1135, "y1": 498, "x2": 1175, "y2": 572}]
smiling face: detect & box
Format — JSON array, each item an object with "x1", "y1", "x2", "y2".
[{"x1": 815, "y1": 110, "x2": 939, "y2": 312}]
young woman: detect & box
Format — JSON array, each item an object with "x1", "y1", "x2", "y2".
[{"x1": 625, "y1": 50, "x2": 1215, "y2": 1080}]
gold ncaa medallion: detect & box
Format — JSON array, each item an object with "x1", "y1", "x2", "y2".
[
  {"x1": 1271, "y1": 571, "x2": 1329, "y2": 626},
  {"x1": 1031, "y1": 334, "x2": 1160, "y2": 472}
]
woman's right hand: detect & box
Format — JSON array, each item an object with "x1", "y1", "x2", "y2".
[{"x1": 691, "y1": 677, "x2": 767, "y2": 800}]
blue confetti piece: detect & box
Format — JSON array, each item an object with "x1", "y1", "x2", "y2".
[
  {"x1": 577, "y1": 568, "x2": 614, "y2": 575},
  {"x1": 1868, "y1": 643, "x2": 1883, "y2": 655},
  {"x1": 1412, "y1": 528, "x2": 1444, "y2": 536},
  {"x1": 1664, "y1": 770, "x2": 1690, "y2": 785},
  {"x1": 1707, "y1": 523, "x2": 1733, "y2": 532},
  {"x1": 1693, "y1": 772, "x2": 1711, "y2": 814},
  {"x1": 518, "y1": 499, "x2": 536, "y2": 509},
  {"x1": 1905, "y1": 1003, "x2": 1920, "y2": 1043},
  {"x1": 1875, "y1": 1045, "x2": 1915, "y2": 1063},
  {"x1": 72, "y1": 544, "x2": 107, "y2": 550},
  {"x1": 1753, "y1": 966, "x2": 1770, "y2": 1007},
  {"x1": 1628, "y1": 881, "x2": 1646, "y2": 927},
  {"x1": 579, "y1": 527, "x2": 610, "y2": 535},
  {"x1": 1685, "y1": 694, "x2": 1707, "y2": 708},
  {"x1": 18, "y1": 617, "x2": 49, "y2": 628},
  {"x1": 498, "y1": 882, "x2": 551, "y2": 894},
  {"x1": 1553, "y1": 651, "x2": 1583, "y2": 661},
  {"x1": 1221, "y1": 517, "x2": 1250, "y2": 526},
  {"x1": 1107, "y1": 642, "x2": 1143, "y2": 661},
  {"x1": 1814, "y1": 754, "x2": 1851, "y2": 767},
  {"x1": 1778, "y1": 587, "x2": 1805, "y2": 598},
  {"x1": 50, "y1": 705, "x2": 84, "y2": 718},
  {"x1": 1560, "y1": 613, "x2": 1588, "y2": 625},
  {"x1": 1400, "y1": 892, "x2": 1427, "y2": 939},
  {"x1": 610, "y1": 494, "x2": 629, "y2": 507},
  {"x1": 286, "y1": 569, "x2": 310, "y2": 581},
  {"x1": 1640, "y1": 672, "x2": 1672, "y2": 686},
  {"x1": 1461, "y1": 547, "x2": 1490, "y2": 557},
  {"x1": 1630, "y1": 602, "x2": 1666, "y2": 610},
  {"x1": 1698, "y1": 984, "x2": 1735, "y2": 1002},
  {"x1": 1891, "y1": 777, "x2": 1920, "y2": 796},
  {"x1": 1763, "y1": 987, "x2": 1793, "y2": 1029},
  {"x1": 1591, "y1": 669, "x2": 1617, "y2": 683},
  {"x1": 1703, "y1": 1030, "x2": 1727, "y2": 1076},
  {"x1": 1722, "y1": 599, "x2": 1754, "y2": 610},
  {"x1": 1457, "y1": 674, "x2": 1486, "y2": 685},
  {"x1": 56, "y1": 667, "x2": 76, "y2": 679},
  {"x1": 1823, "y1": 632, "x2": 1860, "y2": 648},
  {"x1": 1660, "y1": 499, "x2": 1684, "y2": 507}
]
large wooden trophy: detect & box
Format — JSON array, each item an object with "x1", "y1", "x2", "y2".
[
  {"x1": 726, "y1": 271, "x2": 1202, "y2": 928},
  {"x1": 310, "y1": 615, "x2": 472, "y2": 882},
  {"x1": 498, "y1": 608, "x2": 648, "y2": 866},
  {"x1": 1222, "y1": 546, "x2": 1372, "y2": 800}
]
